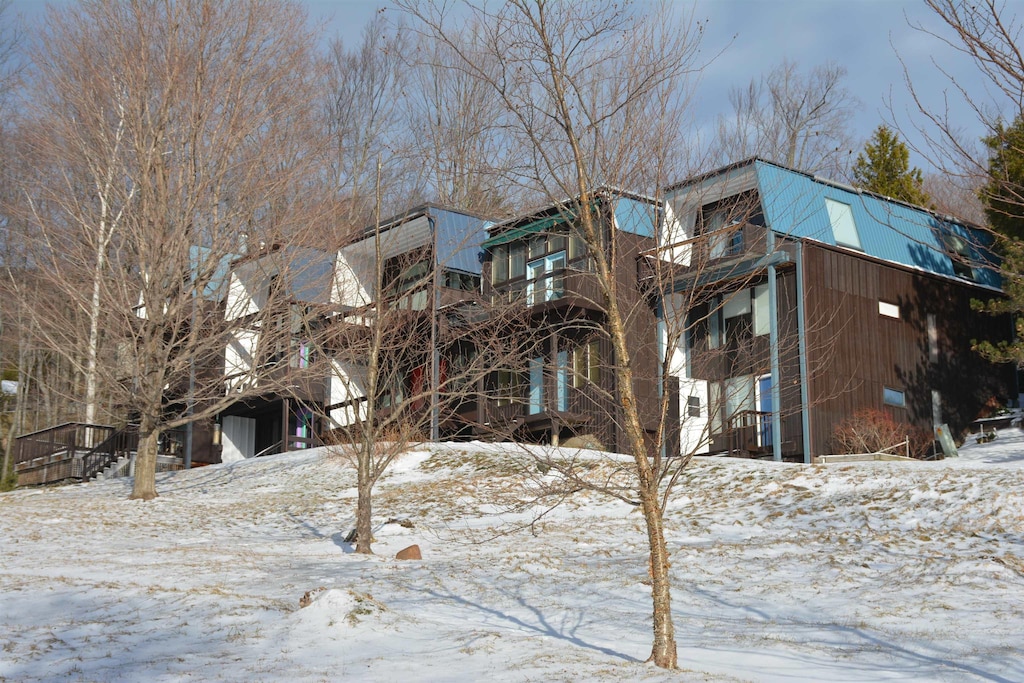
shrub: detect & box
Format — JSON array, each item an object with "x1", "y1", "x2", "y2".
[{"x1": 831, "y1": 409, "x2": 933, "y2": 459}]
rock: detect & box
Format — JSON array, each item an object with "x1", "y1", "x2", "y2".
[
  {"x1": 299, "y1": 586, "x2": 326, "y2": 608},
  {"x1": 562, "y1": 433, "x2": 606, "y2": 451},
  {"x1": 395, "y1": 544, "x2": 421, "y2": 560}
]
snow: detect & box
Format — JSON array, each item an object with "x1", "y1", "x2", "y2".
[{"x1": 1, "y1": 436, "x2": 1023, "y2": 682}]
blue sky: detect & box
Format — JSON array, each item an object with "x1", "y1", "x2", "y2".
[
  {"x1": 9, "y1": 0, "x2": 1019, "y2": 175},
  {"x1": 298, "y1": 0, "x2": 1015, "y2": 173}
]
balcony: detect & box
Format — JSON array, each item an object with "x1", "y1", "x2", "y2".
[{"x1": 493, "y1": 269, "x2": 606, "y2": 319}]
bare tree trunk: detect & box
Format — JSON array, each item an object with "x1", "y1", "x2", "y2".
[
  {"x1": 355, "y1": 450, "x2": 374, "y2": 553},
  {"x1": 605, "y1": 285, "x2": 677, "y2": 668},
  {"x1": 131, "y1": 419, "x2": 160, "y2": 501},
  {"x1": 396, "y1": 0, "x2": 701, "y2": 667},
  {"x1": 639, "y1": 485, "x2": 676, "y2": 666}
]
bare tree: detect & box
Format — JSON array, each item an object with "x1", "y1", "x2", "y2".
[
  {"x1": 901, "y1": 2, "x2": 1024, "y2": 362},
  {"x1": 900, "y1": 1, "x2": 1023, "y2": 210},
  {"x1": 714, "y1": 60, "x2": 860, "y2": 178},
  {"x1": 323, "y1": 13, "x2": 421, "y2": 227},
  {"x1": 14, "y1": 0, "x2": 332, "y2": 500},
  {"x1": 0, "y1": 0, "x2": 25, "y2": 487},
  {"x1": 402, "y1": 29, "x2": 521, "y2": 217},
  {"x1": 397, "y1": 0, "x2": 706, "y2": 668},
  {"x1": 323, "y1": 163, "x2": 519, "y2": 554}
]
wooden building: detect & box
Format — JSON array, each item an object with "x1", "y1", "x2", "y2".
[
  {"x1": 661, "y1": 158, "x2": 1016, "y2": 461},
  {"x1": 480, "y1": 189, "x2": 680, "y2": 454}
]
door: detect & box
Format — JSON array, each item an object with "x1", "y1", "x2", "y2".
[
  {"x1": 529, "y1": 357, "x2": 544, "y2": 414},
  {"x1": 556, "y1": 350, "x2": 569, "y2": 411},
  {"x1": 756, "y1": 374, "x2": 772, "y2": 447}
]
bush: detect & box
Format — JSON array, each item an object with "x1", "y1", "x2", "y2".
[{"x1": 831, "y1": 409, "x2": 933, "y2": 459}]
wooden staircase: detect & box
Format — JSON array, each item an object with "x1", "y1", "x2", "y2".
[{"x1": 13, "y1": 423, "x2": 184, "y2": 486}]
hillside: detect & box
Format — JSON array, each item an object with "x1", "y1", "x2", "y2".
[{"x1": 1, "y1": 436, "x2": 1023, "y2": 682}]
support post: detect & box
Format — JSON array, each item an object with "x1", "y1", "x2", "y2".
[
  {"x1": 429, "y1": 215, "x2": 440, "y2": 442},
  {"x1": 281, "y1": 397, "x2": 290, "y2": 453},
  {"x1": 795, "y1": 240, "x2": 812, "y2": 464}
]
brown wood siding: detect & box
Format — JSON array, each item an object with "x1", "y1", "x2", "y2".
[{"x1": 803, "y1": 242, "x2": 1015, "y2": 454}]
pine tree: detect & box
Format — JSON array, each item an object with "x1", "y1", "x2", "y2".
[
  {"x1": 973, "y1": 115, "x2": 1024, "y2": 366},
  {"x1": 852, "y1": 125, "x2": 930, "y2": 206},
  {"x1": 980, "y1": 115, "x2": 1024, "y2": 241}
]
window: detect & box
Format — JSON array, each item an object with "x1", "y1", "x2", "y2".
[
  {"x1": 568, "y1": 232, "x2": 587, "y2": 260},
  {"x1": 703, "y1": 206, "x2": 743, "y2": 259},
  {"x1": 386, "y1": 257, "x2": 431, "y2": 310},
  {"x1": 526, "y1": 251, "x2": 566, "y2": 306},
  {"x1": 756, "y1": 374, "x2": 773, "y2": 447},
  {"x1": 883, "y1": 386, "x2": 906, "y2": 408},
  {"x1": 687, "y1": 396, "x2": 701, "y2": 418},
  {"x1": 722, "y1": 290, "x2": 752, "y2": 347},
  {"x1": 825, "y1": 198, "x2": 862, "y2": 250},
  {"x1": 878, "y1": 301, "x2": 900, "y2": 319},
  {"x1": 495, "y1": 369, "x2": 522, "y2": 407},
  {"x1": 572, "y1": 341, "x2": 601, "y2": 387},
  {"x1": 529, "y1": 235, "x2": 547, "y2": 259},
  {"x1": 444, "y1": 270, "x2": 481, "y2": 292},
  {"x1": 927, "y1": 314, "x2": 938, "y2": 362},
  {"x1": 446, "y1": 348, "x2": 478, "y2": 392},
  {"x1": 510, "y1": 242, "x2": 526, "y2": 279},
  {"x1": 528, "y1": 357, "x2": 544, "y2": 414},
  {"x1": 942, "y1": 232, "x2": 976, "y2": 280},
  {"x1": 556, "y1": 350, "x2": 569, "y2": 411},
  {"x1": 491, "y1": 245, "x2": 508, "y2": 284}
]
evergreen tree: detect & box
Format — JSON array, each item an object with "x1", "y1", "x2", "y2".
[
  {"x1": 980, "y1": 115, "x2": 1024, "y2": 241},
  {"x1": 852, "y1": 125, "x2": 930, "y2": 206},
  {"x1": 973, "y1": 115, "x2": 1024, "y2": 366}
]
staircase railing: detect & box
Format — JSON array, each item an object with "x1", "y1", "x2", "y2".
[
  {"x1": 15, "y1": 422, "x2": 187, "y2": 485},
  {"x1": 15, "y1": 422, "x2": 114, "y2": 467},
  {"x1": 80, "y1": 425, "x2": 140, "y2": 481}
]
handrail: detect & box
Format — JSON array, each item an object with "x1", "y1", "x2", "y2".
[
  {"x1": 80, "y1": 425, "x2": 140, "y2": 481},
  {"x1": 253, "y1": 440, "x2": 283, "y2": 458},
  {"x1": 13, "y1": 421, "x2": 114, "y2": 440},
  {"x1": 15, "y1": 423, "x2": 115, "y2": 465}
]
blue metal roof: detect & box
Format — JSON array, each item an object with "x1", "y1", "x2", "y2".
[
  {"x1": 613, "y1": 196, "x2": 657, "y2": 237},
  {"x1": 433, "y1": 208, "x2": 492, "y2": 274},
  {"x1": 753, "y1": 160, "x2": 1001, "y2": 289}
]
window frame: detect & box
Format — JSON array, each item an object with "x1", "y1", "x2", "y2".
[{"x1": 883, "y1": 386, "x2": 906, "y2": 408}]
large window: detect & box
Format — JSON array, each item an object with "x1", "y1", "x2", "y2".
[
  {"x1": 825, "y1": 198, "x2": 863, "y2": 250},
  {"x1": 492, "y1": 230, "x2": 571, "y2": 286},
  {"x1": 385, "y1": 255, "x2": 431, "y2": 310}
]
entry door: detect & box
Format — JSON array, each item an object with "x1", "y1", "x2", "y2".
[
  {"x1": 528, "y1": 357, "x2": 544, "y2": 414},
  {"x1": 756, "y1": 375, "x2": 773, "y2": 447}
]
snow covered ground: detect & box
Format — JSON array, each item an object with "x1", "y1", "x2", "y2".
[{"x1": 1, "y1": 433, "x2": 1023, "y2": 682}]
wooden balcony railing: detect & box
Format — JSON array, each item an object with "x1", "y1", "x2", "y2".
[{"x1": 726, "y1": 409, "x2": 775, "y2": 456}]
